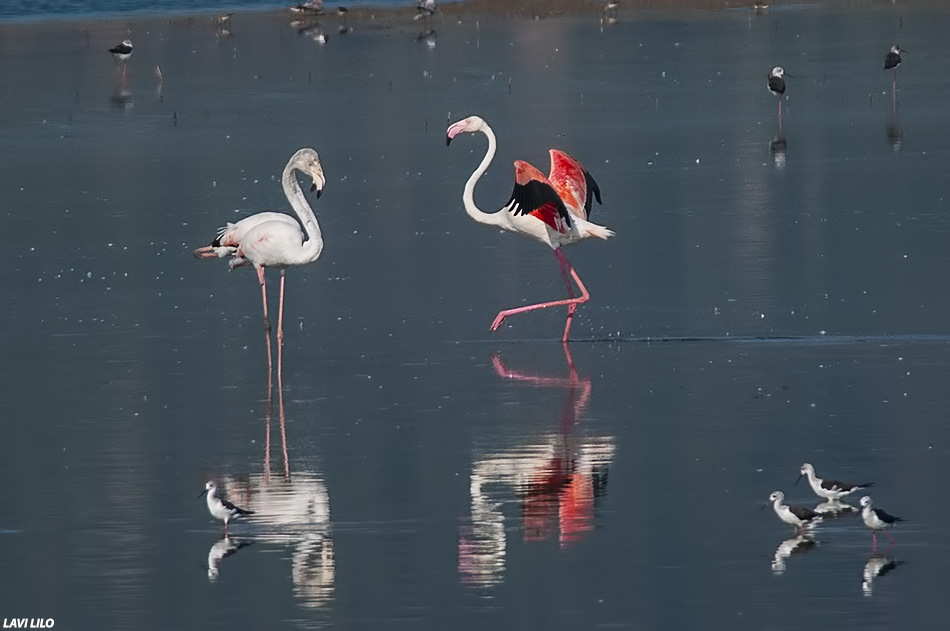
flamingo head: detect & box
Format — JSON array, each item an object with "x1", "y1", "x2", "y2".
[
  {"x1": 291, "y1": 147, "x2": 325, "y2": 198},
  {"x1": 446, "y1": 115, "x2": 486, "y2": 145}
]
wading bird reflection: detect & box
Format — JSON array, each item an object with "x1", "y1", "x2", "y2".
[
  {"x1": 458, "y1": 347, "x2": 614, "y2": 587},
  {"x1": 771, "y1": 534, "x2": 818, "y2": 575},
  {"x1": 446, "y1": 115, "x2": 614, "y2": 342},
  {"x1": 207, "y1": 536, "x2": 253, "y2": 581},
  {"x1": 862, "y1": 553, "x2": 904, "y2": 596}
]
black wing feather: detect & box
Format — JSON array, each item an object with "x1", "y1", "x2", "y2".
[
  {"x1": 873, "y1": 508, "x2": 903, "y2": 524},
  {"x1": 506, "y1": 180, "x2": 572, "y2": 228},
  {"x1": 789, "y1": 505, "x2": 819, "y2": 521},
  {"x1": 768, "y1": 75, "x2": 785, "y2": 95},
  {"x1": 221, "y1": 498, "x2": 255, "y2": 515},
  {"x1": 583, "y1": 169, "x2": 602, "y2": 218}
]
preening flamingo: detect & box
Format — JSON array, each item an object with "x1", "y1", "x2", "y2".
[
  {"x1": 194, "y1": 148, "x2": 326, "y2": 356},
  {"x1": 445, "y1": 115, "x2": 614, "y2": 342}
]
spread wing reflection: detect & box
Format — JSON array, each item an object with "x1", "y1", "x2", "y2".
[{"x1": 459, "y1": 346, "x2": 615, "y2": 587}]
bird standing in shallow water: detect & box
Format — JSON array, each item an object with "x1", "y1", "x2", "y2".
[
  {"x1": 884, "y1": 45, "x2": 906, "y2": 106},
  {"x1": 193, "y1": 148, "x2": 326, "y2": 379},
  {"x1": 767, "y1": 490, "x2": 822, "y2": 535},
  {"x1": 767, "y1": 66, "x2": 786, "y2": 132},
  {"x1": 796, "y1": 463, "x2": 873, "y2": 502},
  {"x1": 446, "y1": 115, "x2": 614, "y2": 343},
  {"x1": 860, "y1": 495, "x2": 904, "y2": 548},
  {"x1": 198, "y1": 481, "x2": 255, "y2": 534},
  {"x1": 108, "y1": 39, "x2": 133, "y2": 80}
]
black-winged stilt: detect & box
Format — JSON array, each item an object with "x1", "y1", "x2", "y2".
[
  {"x1": 796, "y1": 463, "x2": 873, "y2": 502},
  {"x1": 767, "y1": 490, "x2": 822, "y2": 535},
  {"x1": 198, "y1": 481, "x2": 255, "y2": 534},
  {"x1": 859, "y1": 495, "x2": 904, "y2": 547}
]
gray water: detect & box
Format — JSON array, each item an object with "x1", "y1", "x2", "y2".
[{"x1": 1, "y1": 3, "x2": 950, "y2": 629}]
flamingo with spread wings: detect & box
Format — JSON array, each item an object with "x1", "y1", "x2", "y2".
[{"x1": 446, "y1": 115, "x2": 614, "y2": 342}]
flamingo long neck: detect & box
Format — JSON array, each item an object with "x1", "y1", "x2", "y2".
[
  {"x1": 463, "y1": 124, "x2": 508, "y2": 229},
  {"x1": 283, "y1": 161, "x2": 323, "y2": 264}
]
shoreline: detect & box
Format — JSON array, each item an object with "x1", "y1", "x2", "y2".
[{"x1": 0, "y1": 1, "x2": 788, "y2": 28}]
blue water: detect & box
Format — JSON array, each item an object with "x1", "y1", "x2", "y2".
[{"x1": 0, "y1": 0, "x2": 405, "y2": 21}]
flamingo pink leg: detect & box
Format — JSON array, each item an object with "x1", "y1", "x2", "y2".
[
  {"x1": 489, "y1": 247, "x2": 590, "y2": 343},
  {"x1": 276, "y1": 270, "x2": 287, "y2": 384},
  {"x1": 256, "y1": 265, "x2": 271, "y2": 332}
]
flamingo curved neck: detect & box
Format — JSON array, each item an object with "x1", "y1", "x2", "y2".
[
  {"x1": 463, "y1": 123, "x2": 508, "y2": 229},
  {"x1": 283, "y1": 160, "x2": 323, "y2": 264}
]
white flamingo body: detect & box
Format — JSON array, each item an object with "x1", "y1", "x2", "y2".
[
  {"x1": 446, "y1": 115, "x2": 614, "y2": 342},
  {"x1": 199, "y1": 212, "x2": 302, "y2": 263},
  {"x1": 194, "y1": 148, "x2": 326, "y2": 367}
]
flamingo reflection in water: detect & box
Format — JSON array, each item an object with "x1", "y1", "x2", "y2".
[
  {"x1": 458, "y1": 346, "x2": 614, "y2": 587},
  {"x1": 212, "y1": 343, "x2": 335, "y2": 605}
]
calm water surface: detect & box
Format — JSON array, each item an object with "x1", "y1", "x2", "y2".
[{"x1": 1, "y1": 3, "x2": 950, "y2": 629}]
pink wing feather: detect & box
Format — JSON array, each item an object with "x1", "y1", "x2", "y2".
[{"x1": 548, "y1": 149, "x2": 602, "y2": 221}]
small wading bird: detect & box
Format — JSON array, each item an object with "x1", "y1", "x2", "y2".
[
  {"x1": 193, "y1": 148, "x2": 326, "y2": 360},
  {"x1": 108, "y1": 39, "x2": 133, "y2": 79},
  {"x1": 198, "y1": 481, "x2": 255, "y2": 534},
  {"x1": 290, "y1": 0, "x2": 324, "y2": 14},
  {"x1": 859, "y1": 496, "x2": 904, "y2": 547},
  {"x1": 767, "y1": 66, "x2": 786, "y2": 124},
  {"x1": 796, "y1": 463, "x2": 873, "y2": 502},
  {"x1": 446, "y1": 115, "x2": 614, "y2": 343},
  {"x1": 766, "y1": 490, "x2": 822, "y2": 535},
  {"x1": 883, "y1": 45, "x2": 906, "y2": 95}
]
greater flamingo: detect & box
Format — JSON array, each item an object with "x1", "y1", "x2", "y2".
[
  {"x1": 194, "y1": 148, "x2": 326, "y2": 368},
  {"x1": 445, "y1": 115, "x2": 614, "y2": 342}
]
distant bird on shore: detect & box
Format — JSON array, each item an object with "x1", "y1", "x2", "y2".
[
  {"x1": 216, "y1": 13, "x2": 233, "y2": 37},
  {"x1": 415, "y1": 0, "x2": 436, "y2": 24},
  {"x1": 108, "y1": 39, "x2": 133, "y2": 79},
  {"x1": 198, "y1": 481, "x2": 254, "y2": 535},
  {"x1": 290, "y1": 0, "x2": 324, "y2": 14},
  {"x1": 767, "y1": 490, "x2": 822, "y2": 535},
  {"x1": 193, "y1": 148, "x2": 326, "y2": 357},
  {"x1": 446, "y1": 115, "x2": 614, "y2": 343},
  {"x1": 884, "y1": 45, "x2": 905, "y2": 95},
  {"x1": 336, "y1": 6, "x2": 351, "y2": 33},
  {"x1": 603, "y1": 1, "x2": 619, "y2": 23},
  {"x1": 860, "y1": 496, "x2": 904, "y2": 547},
  {"x1": 796, "y1": 463, "x2": 873, "y2": 502}
]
